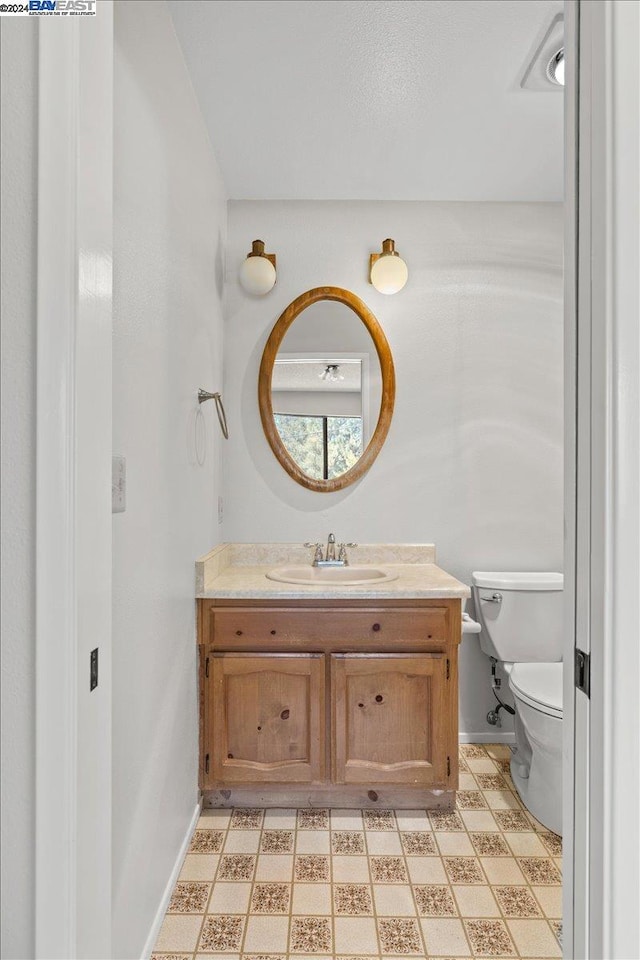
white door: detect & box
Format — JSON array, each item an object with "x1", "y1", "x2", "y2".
[
  {"x1": 35, "y1": 6, "x2": 114, "y2": 957},
  {"x1": 567, "y1": 2, "x2": 640, "y2": 958}
]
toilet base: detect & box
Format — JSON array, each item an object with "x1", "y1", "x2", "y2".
[{"x1": 510, "y1": 736, "x2": 562, "y2": 836}]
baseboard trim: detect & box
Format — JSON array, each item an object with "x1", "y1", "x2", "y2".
[
  {"x1": 140, "y1": 799, "x2": 202, "y2": 960},
  {"x1": 459, "y1": 732, "x2": 516, "y2": 744}
]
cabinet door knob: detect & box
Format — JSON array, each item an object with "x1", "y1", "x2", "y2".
[
  {"x1": 372, "y1": 622, "x2": 381, "y2": 632},
  {"x1": 236, "y1": 630, "x2": 243, "y2": 636}
]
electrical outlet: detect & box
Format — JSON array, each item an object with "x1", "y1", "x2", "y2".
[
  {"x1": 90, "y1": 648, "x2": 98, "y2": 691},
  {"x1": 218, "y1": 495, "x2": 223, "y2": 525},
  {"x1": 112, "y1": 456, "x2": 126, "y2": 513}
]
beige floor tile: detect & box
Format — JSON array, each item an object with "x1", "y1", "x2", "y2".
[
  {"x1": 483, "y1": 790, "x2": 522, "y2": 810},
  {"x1": 291, "y1": 881, "x2": 332, "y2": 915},
  {"x1": 531, "y1": 884, "x2": 563, "y2": 918},
  {"x1": 242, "y1": 914, "x2": 290, "y2": 953},
  {"x1": 289, "y1": 916, "x2": 332, "y2": 953},
  {"x1": 291, "y1": 956, "x2": 333, "y2": 960},
  {"x1": 198, "y1": 915, "x2": 245, "y2": 952},
  {"x1": 480, "y1": 857, "x2": 527, "y2": 885},
  {"x1": 458, "y1": 772, "x2": 479, "y2": 790},
  {"x1": 453, "y1": 884, "x2": 501, "y2": 918},
  {"x1": 373, "y1": 883, "x2": 418, "y2": 916},
  {"x1": 331, "y1": 855, "x2": 371, "y2": 882},
  {"x1": 377, "y1": 917, "x2": 423, "y2": 955},
  {"x1": 182, "y1": 887, "x2": 215, "y2": 925},
  {"x1": 207, "y1": 881, "x2": 251, "y2": 914},
  {"x1": 463, "y1": 917, "x2": 516, "y2": 956},
  {"x1": 330, "y1": 809, "x2": 364, "y2": 830},
  {"x1": 435, "y1": 832, "x2": 475, "y2": 856},
  {"x1": 154, "y1": 914, "x2": 203, "y2": 952},
  {"x1": 179, "y1": 854, "x2": 220, "y2": 881},
  {"x1": 518, "y1": 857, "x2": 562, "y2": 885},
  {"x1": 196, "y1": 954, "x2": 241, "y2": 959},
  {"x1": 366, "y1": 831, "x2": 403, "y2": 855},
  {"x1": 406, "y1": 856, "x2": 448, "y2": 884},
  {"x1": 395, "y1": 809, "x2": 432, "y2": 830},
  {"x1": 198, "y1": 808, "x2": 232, "y2": 827},
  {"x1": 486, "y1": 744, "x2": 513, "y2": 759},
  {"x1": 295, "y1": 830, "x2": 331, "y2": 854},
  {"x1": 222, "y1": 830, "x2": 261, "y2": 854},
  {"x1": 460, "y1": 810, "x2": 499, "y2": 832},
  {"x1": 507, "y1": 918, "x2": 562, "y2": 957},
  {"x1": 263, "y1": 808, "x2": 297, "y2": 830},
  {"x1": 229, "y1": 809, "x2": 263, "y2": 830},
  {"x1": 420, "y1": 917, "x2": 472, "y2": 956},
  {"x1": 254, "y1": 855, "x2": 293, "y2": 881},
  {"x1": 333, "y1": 916, "x2": 379, "y2": 954},
  {"x1": 466, "y1": 757, "x2": 499, "y2": 773},
  {"x1": 504, "y1": 832, "x2": 549, "y2": 857}
]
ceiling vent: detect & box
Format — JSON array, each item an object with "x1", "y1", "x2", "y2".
[{"x1": 520, "y1": 13, "x2": 564, "y2": 92}]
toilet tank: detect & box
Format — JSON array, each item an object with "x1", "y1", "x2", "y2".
[{"x1": 472, "y1": 572, "x2": 564, "y2": 663}]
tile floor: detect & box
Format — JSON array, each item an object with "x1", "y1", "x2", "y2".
[{"x1": 152, "y1": 744, "x2": 562, "y2": 959}]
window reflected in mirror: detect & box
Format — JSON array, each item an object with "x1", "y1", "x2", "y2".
[{"x1": 272, "y1": 358, "x2": 365, "y2": 481}]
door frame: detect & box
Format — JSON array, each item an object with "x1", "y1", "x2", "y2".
[
  {"x1": 35, "y1": 6, "x2": 114, "y2": 957},
  {"x1": 566, "y1": 1, "x2": 640, "y2": 958}
]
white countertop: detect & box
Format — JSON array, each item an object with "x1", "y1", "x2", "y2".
[{"x1": 196, "y1": 543, "x2": 471, "y2": 601}]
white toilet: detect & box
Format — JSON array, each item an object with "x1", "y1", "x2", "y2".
[{"x1": 472, "y1": 571, "x2": 564, "y2": 836}]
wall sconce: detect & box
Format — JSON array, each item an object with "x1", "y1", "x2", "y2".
[
  {"x1": 369, "y1": 238, "x2": 408, "y2": 295},
  {"x1": 239, "y1": 239, "x2": 277, "y2": 295}
]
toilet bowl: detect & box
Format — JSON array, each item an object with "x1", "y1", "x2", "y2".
[
  {"x1": 471, "y1": 571, "x2": 564, "y2": 835},
  {"x1": 508, "y1": 662, "x2": 563, "y2": 835}
]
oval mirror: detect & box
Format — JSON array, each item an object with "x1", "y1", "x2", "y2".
[{"x1": 258, "y1": 287, "x2": 395, "y2": 492}]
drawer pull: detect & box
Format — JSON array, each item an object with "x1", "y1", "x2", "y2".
[
  {"x1": 358, "y1": 702, "x2": 364, "y2": 708},
  {"x1": 257, "y1": 725, "x2": 262, "y2": 731},
  {"x1": 372, "y1": 623, "x2": 381, "y2": 632},
  {"x1": 280, "y1": 709, "x2": 290, "y2": 720},
  {"x1": 270, "y1": 629, "x2": 277, "y2": 635},
  {"x1": 227, "y1": 753, "x2": 234, "y2": 759},
  {"x1": 235, "y1": 630, "x2": 243, "y2": 636},
  {"x1": 368, "y1": 790, "x2": 379, "y2": 802},
  {"x1": 375, "y1": 694, "x2": 384, "y2": 703}
]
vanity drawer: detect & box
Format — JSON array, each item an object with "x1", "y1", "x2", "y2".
[{"x1": 209, "y1": 606, "x2": 452, "y2": 649}]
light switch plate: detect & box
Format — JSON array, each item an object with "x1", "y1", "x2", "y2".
[{"x1": 112, "y1": 456, "x2": 126, "y2": 513}]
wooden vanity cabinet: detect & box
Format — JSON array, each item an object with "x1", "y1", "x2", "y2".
[
  {"x1": 197, "y1": 598, "x2": 460, "y2": 808},
  {"x1": 206, "y1": 653, "x2": 325, "y2": 786}
]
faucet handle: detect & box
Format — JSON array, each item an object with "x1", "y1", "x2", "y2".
[{"x1": 304, "y1": 542, "x2": 324, "y2": 564}]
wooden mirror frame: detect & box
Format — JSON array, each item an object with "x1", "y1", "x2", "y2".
[{"x1": 258, "y1": 286, "x2": 396, "y2": 492}]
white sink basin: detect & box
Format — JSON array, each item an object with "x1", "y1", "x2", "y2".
[{"x1": 266, "y1": 565, "x2": 398, "y2": 586}]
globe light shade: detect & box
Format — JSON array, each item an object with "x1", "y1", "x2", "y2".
[
  {"x1": 370, "y1": 243, "x2": 409, "y2": 295},
  {"x1": 239, "y1": 240, "x2": 277, "y2": 295}
]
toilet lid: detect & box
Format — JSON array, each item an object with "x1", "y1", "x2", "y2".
[{"x1": 509, "y1": 662, "x2": 563, "y2": 718}]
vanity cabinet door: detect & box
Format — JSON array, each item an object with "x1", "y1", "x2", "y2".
[
  {"x1": 208, "y1": 653, "x2": 325, "y2": 785},
  {"x1": 331, "y1": 653, "x2": 449, "y2": 786}
]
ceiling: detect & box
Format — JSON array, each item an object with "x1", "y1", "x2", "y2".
[{"x1": 168, "y1": 0, "x2": 564, "y2": 202}]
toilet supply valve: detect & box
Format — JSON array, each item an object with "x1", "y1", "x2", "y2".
[
  {"x1": 490, "y1": 657, "x2": 501, "y2": 689},
  {"x1": 486, "y1": 658, "x2": 515, "y2": 727}
]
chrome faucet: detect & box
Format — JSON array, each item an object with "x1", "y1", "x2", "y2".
[
  {"x1": 326, "y1": 532, "x2": 336, "y2": 562},
  {"x1": 304, "y1": 534, "x2": 358, "y2": 567}
]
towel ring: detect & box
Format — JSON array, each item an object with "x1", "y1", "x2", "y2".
[{"x1": 198, "y1": 389, "x2": 229, "y2": 439}]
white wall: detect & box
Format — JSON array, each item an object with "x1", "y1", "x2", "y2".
[
  {"x1": 224, "y1": 200, "x2": 563, "y2": 738},
  {"x1": 112, "y1": 2, "x2": 226, "y2": 956},
  {"x1": 0, "y1": 18, "x2": 38, "y2": 960}
]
